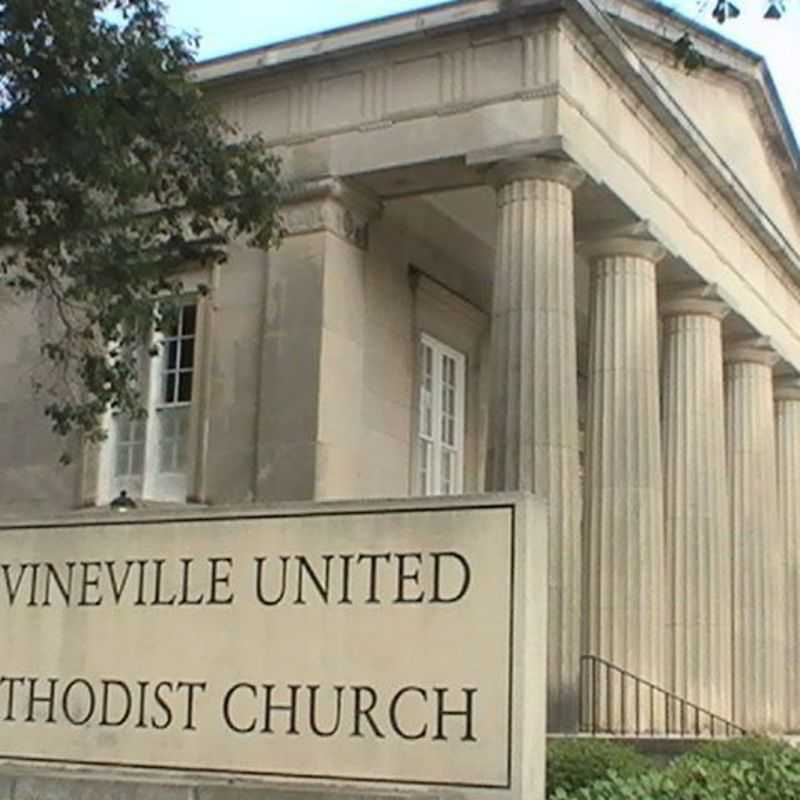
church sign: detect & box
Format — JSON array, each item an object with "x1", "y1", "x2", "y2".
[{"x1": 0, "y1": 496, "x2": 547, "y2": 799}]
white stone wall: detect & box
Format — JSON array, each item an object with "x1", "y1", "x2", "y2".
[
  {"x1": 0, "y1": 293, "x2": 80, "y2": 513},
  {"x1": 358, "y1": 211, "x2": 489, "y2": 499}
]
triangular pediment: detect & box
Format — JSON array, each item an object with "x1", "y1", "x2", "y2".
[{"x1": 600, "y1": 0, "x2": 800, "y2": 253}]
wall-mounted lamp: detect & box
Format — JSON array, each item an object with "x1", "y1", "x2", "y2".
[{"x1": 110, "y1": 490, "x2": 137, "y2": 512}]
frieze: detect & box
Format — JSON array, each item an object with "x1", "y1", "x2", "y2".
[{"x1": 219, "y1": 20, "x2": 560, "y2": 147}]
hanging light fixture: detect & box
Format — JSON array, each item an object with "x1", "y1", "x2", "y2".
[{"x1": 712, "y1": 0, "x2": 741, "y2": 22}]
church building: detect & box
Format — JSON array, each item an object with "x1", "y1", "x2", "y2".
[{"x1": 2, "y1": 0, "x2": 799, "y2": 736}]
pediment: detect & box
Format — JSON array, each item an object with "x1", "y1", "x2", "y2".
[{"x1": 603, "y1": 0, "x2": 800, "y2": 253}]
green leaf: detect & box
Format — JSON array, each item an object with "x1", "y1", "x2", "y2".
[{"x1": 0, "y1": 0, "x2": 284, "y2": 446}]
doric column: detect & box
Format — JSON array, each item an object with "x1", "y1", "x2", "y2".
[
  {"x1": 724, "y1": 339, "x2": 781, "y2": 731},
  {"x1": 581, "y1": 229, "x2": 666, "y2": 732},
  {"x1": 775, "y1": 376, "x2": 800, "y2": 732},
  {"x1": 660, "y1": 287, "x2": 732, "y2": 724},
  {"x1": 486, "y1": 157, "x2": 585, "y2": 732}
]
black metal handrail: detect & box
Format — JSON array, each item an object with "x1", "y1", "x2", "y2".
[{"x1": 579, "y1": 654, "x2": 747, "y2": 738}]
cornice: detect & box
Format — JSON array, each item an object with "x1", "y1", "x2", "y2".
[
  {"x1": 724, "y1": 336, "x2": 781, "y2": 368},
  {"x1": 281, "y1": 178, "x2": 382, "y2": 249},
  {"x1": 194, "y1": 0, "x2": 800, "y2": 295},
  {"x1": 578, "y1": 221, "x2": 667, "y2": 264},
  {"x1": 659, "y1": 284, "x2": 729, "y2": 321},
  {"x1": 557, "y1": 2, "x2": 800, "y2": 289},
  {"x1": 775, "y1": 377, "x2": 800, "y2": 403},
  {"x1": 485, "y1": 156, "x2": 585, "y2": 190}
]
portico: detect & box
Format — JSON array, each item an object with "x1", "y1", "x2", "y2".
[
  {"x1": 195, "y1": 0, "x2": 800, "y2": 733},
  {"x1": 241, "y1": 0, "x2": 800, "y2": 725},
  {"x1": 260, "y1": 121, "x2": 797, "y2": 732}
]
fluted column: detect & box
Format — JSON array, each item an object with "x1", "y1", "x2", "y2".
[
  {"x1": 724, "y1": 339, "x2": 781, "y2": 731},
  {"x1": 582, "y1": 232, "x2": 666, "y2": 732},
  {"x1": 661, "y1": 288, "x2": 732, "y2": 725},
  {"x1": 486, "y1": 157, "x2": 585, "y2": 732},
  {"x1": 775, "y1": 377, "x2": 800, "y2": 732}
]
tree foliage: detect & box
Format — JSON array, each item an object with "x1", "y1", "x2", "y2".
[
  {"x1": 672, "y1": 1, "x2": 794, "y2": 71},
  {"x1": 704, "y1": 0, "x2": 791, "y2": 24},
  {"x1": 0, "y1": 0, "x2": 282, "y2": 451}
]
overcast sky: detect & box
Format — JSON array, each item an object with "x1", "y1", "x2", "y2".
[{"x1": 162, "y1": 0, "x2": 800, "y2": 141}]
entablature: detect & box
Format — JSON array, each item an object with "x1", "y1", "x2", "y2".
[{"x1": 195, "y1": 0, "x2": 800, "y2": 371}]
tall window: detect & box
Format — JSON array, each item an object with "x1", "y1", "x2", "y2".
[
  {"x1": 105, "y1": 302, "x2": 197, "y2": 503},
  {"x1": 417, "y1": 334, "x2": 466, "y2": 496}
]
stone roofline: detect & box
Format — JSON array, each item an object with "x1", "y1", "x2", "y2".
[
  {"x1": 192, "y1": 0, "x2": 797, "y2": 172},
  {"x1": 191, "y1": 0, "x2": 800, "y2": 291}
]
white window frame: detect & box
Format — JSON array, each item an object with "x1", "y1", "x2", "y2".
[
  {"x1": 100, "y1": 301, "x2": 198, "y2": 504},
  {"x1": 417, "y1": 333, "x2": 466, "y2": 496}
]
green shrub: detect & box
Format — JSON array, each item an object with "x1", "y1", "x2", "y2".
[
  {"x1": 550, "y1": 769, "x2": 672, "y2": 800},
  {"x1": 550, "y1": 748, "x2": 800, "y2": 800},
  {"x1": 546, "y1": 738, "x2": 652, "y2": 797},
  {"x1": 667, "y1": 736, "x2": 793, "y2": 790},
  {"x1": 685, "y1": 735, "x2": 791, "y2": 764}
]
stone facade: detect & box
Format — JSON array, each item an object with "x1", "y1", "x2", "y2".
[{"x1": 2, "y1": 0, "x2": 800, "y2": 744}]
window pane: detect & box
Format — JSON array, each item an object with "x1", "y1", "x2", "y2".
[
  {"x1": 441, "y1": 449, "x2": 453, "y2": 495},
  {"x1": 178, "y1": 411, "x2": 190, "y2": 469},
  {"x1": 107, "y1": 302, "x2": 199, "y2": 499},
  {"x1": 180, "y1": 338, "x2": 195, "y2": 369},
  {"x1": 419, "y1": 342, "x2": 434, "y2": 438},
  {"x1": 178, "y1": 371, "x2": 193, "y2": 403},
  {"x1": 441, "y1": 384, "x2": 455, "y2": 447},
  {"x1": 418, "y1": 439, "x2": 432, "y2": 495},
  {"x1": 421, "y1": 386, "x2": 433, "y2": 438},
  {"x1": 157, "y1": 303, "x2": 196, "y2": 409},
  {"x1": 167, "y1": 339, "x2": 178, "y2": 370},
  {"x1": 181, "y1": 304, "x2": 197, "y2": 336},
  {"x1": 159, "y1": 440, "x2": 176, "y2": 473},
  {"x1": 164, "y1": 372, "x2": 176, "y2": 404},
  {"x1": 131, "y1": 442, "x2": 145, "y2": 475},
  {"x1": 115, "y1": 446, "x2": 130, "y2": 478},
  {"x1": 113, "y1": 415, "x2": 144, "y2": 478},
  {"x1": 417, "y1": 337, "x2": 464, "y2": 496},
  {"x1": 117, "y1": 416, "x2": 130, "y2": 440},
  {"x1": 158, "y1": 407, "x2": 189, "y2": 474},
  {"x1": 161, "y1": 409, "x2": 176, "y2": 438}
]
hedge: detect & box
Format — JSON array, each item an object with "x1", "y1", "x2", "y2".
[
  {"x1": 546, "y1": 739, "x2": 652, "y2": 797},
  {"x1": 547, "y1": 737, "x2": 800, "y2": 800}
]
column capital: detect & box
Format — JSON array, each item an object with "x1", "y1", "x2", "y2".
[
  {"x1": 775, "y1": 376, "x2": 800, "y2": 401},
  {"x1": 724, "y1": 336, "x2": 780, "y2": 367},
  {"x1": 660, "y1": 284, "x2": 729, "y2": 321},
  {"x1": 486, "y1": 157, "x2": 586, "y2": 190},
  {"x1": 280, "y1": 177, "x2": 381, "y2": 249},
  {"x1": 578, "y1": 222, "x2": 666, "y2": 264}
]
